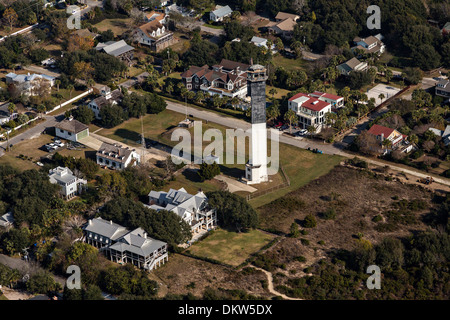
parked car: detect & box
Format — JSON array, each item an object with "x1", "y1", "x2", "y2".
[
  {"x1": 274, "y1": 122, "x2": 283, "y2": 129},
  {"x1": 279, "y1": 124, "x2": 289, "y2": 131},
  {"x1": 297, "y1": 129, "x2": 308, "y2": 135}
]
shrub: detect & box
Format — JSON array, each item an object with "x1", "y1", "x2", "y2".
[
  {"x1": 294, "y1": 256, "x2": 307, "y2": 263},
  {"x1": 304, "y1": 214, "x2": 317, "y2": 228},
  {"x1": 322, "y1": 207, "x2": 337, "y2": 220},
  {"x1": 372, "y1": 215, "x2": 383, "y2": 223}
]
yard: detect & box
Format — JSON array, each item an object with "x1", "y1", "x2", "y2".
[
  {"x1": 0, "y1": 133, "x2": 97, "y2": 172},
  {"x1": 272, "y1": 55, "x2": 307, "y2": 73},
  {"x1": 93, "y1": 18, "x2": 133, "y2": 35},
  {"x1": 186, "y1": 228, "x2": 275, "y2": 267}
]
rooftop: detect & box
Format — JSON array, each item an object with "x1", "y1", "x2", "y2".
[
  {"x1": 289, "y1": 93, "x2": 331, "y2": 112},
  {"x1": 55, "y1": 118, "x2": 89, "y2": 134}
]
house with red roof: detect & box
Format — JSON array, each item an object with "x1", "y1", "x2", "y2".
[
  {"x1": 367, "y1": 124, "x2": 412, "y2": 154},
  {"x1": 309, "y1": 91, "x2": 344, "y2": 108},
  {"x1": 181, "y1": 59, "x2": 250, "y2": 99},
  {"x1": 288, "y1": 93, "x2": 332, "y2": 132}
]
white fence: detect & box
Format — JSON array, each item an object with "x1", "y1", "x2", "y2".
[
  {"x1": 0, "y1": 23, "x2": 39, "y2": 43},
  {"x1": 45, "y1": 89, "x2": 93, "y2": 114}
]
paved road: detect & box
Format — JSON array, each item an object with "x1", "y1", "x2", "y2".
[
  {"x1": 200, "y1": 25, "x2": 225, "y2": 36},
  {"x1": 23, "y1": 65, "x2": 61, "y2": 78},
  {"x1": 165, "y1": 99, "x2": 450, "y2": 187},
  {"x1": 0, "y1": 115, "x2": 60, "y2": 156},
  {"x1": 0, "y1": 254, "x2": 66, "y2": 286}
]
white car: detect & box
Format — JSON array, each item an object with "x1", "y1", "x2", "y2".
[{"x1": 297, "y1": 129, "x2": 308, "y2": 135}]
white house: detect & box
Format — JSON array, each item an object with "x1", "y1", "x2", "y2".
[
  {"x1": 49, "y1": 166, "x2": 87, "y2": 200},
  {"x1": 0, "y1": 212, "x2": 14, "y2": 228},
  {"x1": 5, "y1": 72, "x2": 55, "y2": 96},
  {"x1": 84, "y1": 217, "x2": 168, "y2": 271},
  {"x1": 309, "y1": 91, "x2": 344, "y2": 108},
  {"x1": 55, "y1": 117, "x2": 89, "y2": 142},
  {"x1": 96, "y1": 142, "x2": 140, "y2": 170},
  {"x1": 352, "y1": 35, "x2": 385, "y2": 55},
  {"x1": 88, "y1": 86, "x2": 123, "y2": 120},
  {"x1": 250, "y1": 36, "x2": 276, "y2": 53},
  {"x1": 147, "y1": 187, "x2": 217, "y2": 235},
  {"x1": 288, "y1": 93, "x2": 332, "y2": 132},
  {"x1": 209, "y1": 5, "x2": 232, "y2": 22},
  {"x1": 135, "y1": 19, "x2": 174, "y2": 52},
  {"x1": 435, "y1": 78, "x2": 450, "y2": 99}
]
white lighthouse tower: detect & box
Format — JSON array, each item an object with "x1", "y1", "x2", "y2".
[{"x1": 245, "y1": 64, "x2": 268, "y2": 184}]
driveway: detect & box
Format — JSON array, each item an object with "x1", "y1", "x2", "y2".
[
  {"x1": 200, "y1": 25, "x2": 225, "y2": 36},
  {"x1": 23, "y1": 65, "x2": 61, "y2": 78}
]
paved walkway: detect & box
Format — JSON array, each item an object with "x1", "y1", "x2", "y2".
[{"x1": 214, "y1": 175, "x2": 257, "y2": 193}]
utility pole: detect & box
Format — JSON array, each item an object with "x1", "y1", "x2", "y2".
[{"x1": 140, "y1": 114, "x2": 145, "y2": 163}]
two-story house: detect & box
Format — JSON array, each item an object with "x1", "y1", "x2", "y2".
[
  {"x1": 367, "y1": 124, "x2": 411, "y2": 154},
  {"x1": 288, "y1": 93, "x2": 332, "y2": 133},
  {"x1": 48, "y1": 166, "x2": 87, "y2": 200},
  {"x1": 435, "y1": 78, "x2": 450, "y2": 99},
  {"x1": 135, "y1": 19, "x2": 174, "y2": 52},
  {"x1": 336, "y1": 57, "x2": 368, "y2": 76},
  {"x1": 181, "y1": 59, "x2": 249, "y2": 99},
  {"x1": 88, "y1": 86, "x2": 123, "y2": 120},
  {"x1": 84, "y1": 217, "x2": 168, "y2": 271},
  {"x1": 96, "y1": 142, "x2": 140, "y2": 170},
  {"x1": 309, "y1": 91, "x2": 344, "y2": 109},
  {"x1": 352, "y1": 35, "x2": 385, "y2": 55},
  {"x1": 6, "y1": 73, "x2": 55, "y2": 96},
  {"x1": 147, "y1": 187, "x2": 217, "y2": 236}
]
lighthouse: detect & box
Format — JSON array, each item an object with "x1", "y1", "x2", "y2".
[{"x1": 245, "y1": 64, "x2": 268, "y2": 184}]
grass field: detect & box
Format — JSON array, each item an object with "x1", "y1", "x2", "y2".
[
  {"x1": 187, "y1": 228, "x2": 275, "y2": 266},
  {"x1": 96, "y1": 109, "x2": 343, "y2": 205},
  {"x1": 94, "y1": 18, "x2": 132, "y2": 35},
  {"x1": 272, "y1": 55, "x2": 307, "y2": 72}
]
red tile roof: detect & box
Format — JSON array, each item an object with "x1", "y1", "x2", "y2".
[
  {"x1": 288, "y1": 93, "x2": 331, "y2": 111},
  {"x1": 310, "y1": 91, "x2": 343, "y2": 101},
  {"x1": 367, "y1": 124, "x2": 396, "y2": 137}
]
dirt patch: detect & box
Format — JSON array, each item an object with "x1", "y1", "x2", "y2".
[{"x1": 152, "y1": 254, "x2": 270, "y2": 298}]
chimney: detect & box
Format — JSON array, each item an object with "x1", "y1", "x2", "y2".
[
  {"x1": 380, "y1": 133, "x2": 384, "y2": 141},
  {"x1": 110, "y1": 220, "x2": 113, "y2": 225},
  {"x1": 89, "y1": 220, "x2": 92, "y2": 225}
]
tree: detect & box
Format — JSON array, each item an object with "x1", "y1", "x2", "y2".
[
  {"x1": 378, "y1": 93, "x2": 385, "y2": 104},
  {"x1": 402, "y1": 67, "x2": 422, "y2": 85},
  {"x1": 385, "y1": 69, "x2": 393, "y2": 83},
  {"x1": 207, "y1": 191, "x2": 258, "y2": 232},
  {"x1": 284, "y1": 109, "x2": 297, "y2": 134},
  {"x1": 266, "y1": 101, "x2": 280, "y2": 125},
  {"x1": 268, "y1": 88, "x2": 278, "y2": 100},
  {"x1": 67, "y1": 84, "x2": 74, "y2": 99},
  {"x1": 7, "y1": 103, "x2": 16, "y2": 118},
  {"x1": 26, "y1": 271, "x2": 59, "y2": 294},
  {"x1": 3, "y1": 8, "x2": 18, "y2": 30},
  {"x1": 99, "y1": 104, "x2": 126, "y2": 128},
  {"x1": 307, "y1": 125, "x2": 316, "y2": 138},
  {"x1": 197, "y1": 162, "x2": 220, "y2": 181},
  {"x1": 289, "y1": 222, "x2": 300, "y2": 238}
]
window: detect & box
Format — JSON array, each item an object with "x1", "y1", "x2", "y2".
[{"x1": 68, "y1": 132, "x2": 72, "y2": 135}]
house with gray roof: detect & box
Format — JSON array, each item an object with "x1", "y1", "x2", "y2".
[
  {"x1": 435, "y1": 78, "x2": 450, "y2": 99},
  {"x1": 428, "y1": 125, "x2": 450, "y2": 146},
  {"x1": 95, "y1": 40, "x2": 134, "y2": 66},
  {"x1": 5, "y1": 72, "x2": 55, "y2": 96},
  {"x1": 250, "y1": 36, "x2": 276, "y2": 53},
  {"x1": 336, "y1": 57, "x2": 368, "y2": 76},
  {"x1": 147, "y1": 187, "x2": 217, "y2": 235},
  {"x1": 55, "y1": 117, "x2": 89, "y2": 142},
  {"x1": 0, "y1": 212, "x2": 14, "y2": 228},
  {"x1": 96, "y1": 142, "x2": 140, "y2": 170},
  {"x1": 84, "y1": 217, "x2": 168, "y2": 271},
  {"x1": 209, "y1": 5, "x2": 232, "y2": 22},
  {"x1": 88, "y1": 86, "x2": 123, "y2": 120},
  {"x1": 49, "y1": 166, "x2": 87, "y2": 200}
]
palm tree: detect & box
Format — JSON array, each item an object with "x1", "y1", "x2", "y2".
[
  {"x1": 230, "y1": 96, "x2": 239, "y2": 110},
  {"x1": 307, "y1": 125, "x2": 316, "y2": 138},
  {"x1": 67, "y1": 84, "x2": 74, "y2": 99},
  {"x1": 408, "y1": 134, "x2": 418, "y2": 145},
  {"x1": 382, "y1": 138, "x2": 392, "y2": 151},
  {"x1": 284, "y1": 109, "x2": 297, "y2": 134},
  {"x1": 7, "y1": 103, "x2": 16, "y2": 119},
  {"x1": 55, "y1": 79, "x2": 61, "y2": 91},
  {"x1": 266, "y1": 102, "x2": 280, "y2": 125},
  {"x1": 378, "y1": 93, "x2": 385, "y2": 104}
]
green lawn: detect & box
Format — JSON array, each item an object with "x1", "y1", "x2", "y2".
[
  {"x1": 187, "y1": 228, "x2": 275, "y2": 266},
  {"x1": 96, "y1": 108, "x2": 343, "y2": 206},
  {"x1": 272, "y1": 54, "x2": 307, "y2": 72}
]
